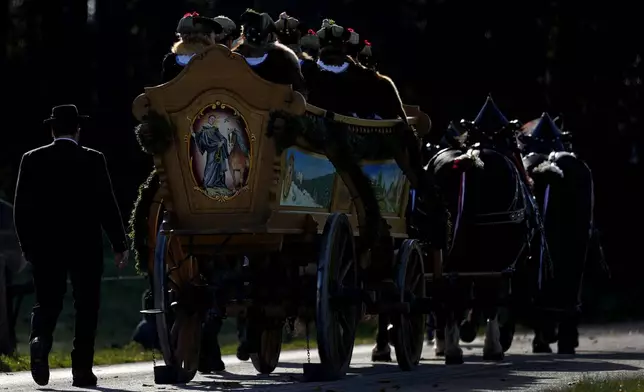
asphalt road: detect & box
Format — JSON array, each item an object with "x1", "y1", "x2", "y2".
[{"x1": 2, "y1": 324, "x2": 644, "y2": 392}]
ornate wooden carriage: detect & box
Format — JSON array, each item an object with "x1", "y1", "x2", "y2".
[{"x1": 132, "y1": 44, "x2": 433, "y2": 384}]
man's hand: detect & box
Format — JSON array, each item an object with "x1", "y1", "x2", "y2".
[{"x1": 114, "y1": 250, "x2": 129, "y2": 270}]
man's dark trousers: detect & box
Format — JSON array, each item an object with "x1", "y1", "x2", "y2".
[{"x1": 30, "y1": 254, "x2": 102, "y2": 369}]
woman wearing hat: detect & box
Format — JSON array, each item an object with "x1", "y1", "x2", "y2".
[
  {"x1": 300, "y1": 29, "x2": 321, "y2": 60},
  {"x1": 213, "y1": 15, "x2": 243, "y2": 51},
  {"x1": 273, "y1": 12, "x2": 319, "y2": 91},
  {"x1": 357, "y1": 40, "x2": 377, "y2": 71},
  {"x1": 306, "y1": 19, "x2": 405, "y2": 120},
  {"x1": 234, "y1": 9, "x2": 306, "y2": 94},
  {"x1": 161, "y1": 12, "x2": 223, "y2": 82}
]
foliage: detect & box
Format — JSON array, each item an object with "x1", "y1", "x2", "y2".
[
  {"x1": 555, "y1": 377, "x2": 644, "y2": 392},
  {"x1": 134, "y1": 110, "x2": 175, "y2": 156},
  {"x1": 128, "y1": 170, "x2": 160, "y2": 275}
]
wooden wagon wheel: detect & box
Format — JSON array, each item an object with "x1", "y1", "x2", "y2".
[
  {"x1": 153, "y1": 220, "x2": 203, "y2": 384},
  {"x1": 316, "y1": 213, "x2": 360, "y2": 378},
  {"x1": 249, "y1": 319, "x2": 284, "y2": 374},
  {"x1": 392, "y1": 239, "x2": 426, "y2": 371}
]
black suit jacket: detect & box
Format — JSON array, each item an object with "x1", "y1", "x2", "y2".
[{"x1": 13, "y1": 139, "x2": 127, "y2": 264}]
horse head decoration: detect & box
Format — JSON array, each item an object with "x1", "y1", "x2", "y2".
[
  {"x1": 518, "y1": 112, "x2": 572, "y2": 155},
  {"x1": 459, "y1": 95, "x2": 522, "y2": 152}
]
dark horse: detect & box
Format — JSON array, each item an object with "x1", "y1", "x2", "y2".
[
  {"x1": 423, "y1": 96, "x2": 546, "y2": 364},
  {"x1": 519, "y1": 113, "x2": 604, "y2": 354}
]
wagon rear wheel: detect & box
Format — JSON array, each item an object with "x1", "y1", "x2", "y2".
[
  {"x1": 392, "y1": 239, "x2": 426, "y2": 371},
  {"x1": 316, "y1": 213, "x2": 360, "y2": 379},
  {"x1": 249, "y1": 319, "x2": 284, "y2": 374},
  {"x1": 153, "y1": 221, "x2": 203, "y2": 384}
]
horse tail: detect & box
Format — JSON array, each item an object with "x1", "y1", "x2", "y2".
[{"x1": 531, "y1": 159, "x2": 564, "y2": 186}]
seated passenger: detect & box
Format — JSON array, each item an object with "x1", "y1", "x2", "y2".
[
  {"x1": 273, "y1": 12, "x2": 319, "y2": 92},
  {"x1": 358, "y1": 40, "x2": 377, "y2": 71},
  {"x1": 161, "y1": 12, "x2": 223, "y2": 82},
  {"x1": 300, "y1": 29, "x2": 321, "y2": 60},
  {"x1": 306, "y1": 19, "x2": 406, "y2": 121},
  {"x1": 213, "y1": 15, "x2": 243, "y2": 50},
  {"x1": 235, "y1": 9, "x2": 306, "y2": 94}
]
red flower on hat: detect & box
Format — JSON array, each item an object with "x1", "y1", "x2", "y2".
[
  {"x1": 183, "y1": 11, "x2": 199, "y2": 18},
  {"x1": 364, "y1": 40, "x2": 371, "y2": 46},
  {"x1": 307, "y1": 29, "x2": 317, "y2": 35}
]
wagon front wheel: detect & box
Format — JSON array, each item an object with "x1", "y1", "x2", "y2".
[
  {"x1": 392, "y1": 239, "x2": 426, "y2": 371},
  {"x1": 250, "y1": 319, "x2": 284, "y2": 374},
  {"x1": 316, "y1": 213, "x2": 359, "y2": 379}
]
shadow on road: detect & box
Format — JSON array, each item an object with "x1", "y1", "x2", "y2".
[
  {"x1": 83, "y1": 351, "x2": 644, "y2": 392},
  {"x1": 38, "y1": 387, "x2": 131, "y2": 392}
]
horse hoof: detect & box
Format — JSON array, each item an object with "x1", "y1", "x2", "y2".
[
  {"x1": 557, "y1": 346, "x2": 576, "y2": 355},
  {"x1": 483, "y1": 352, "x2": 505, "y2": 361},
  {"x1": 445, "y1": 355, "x2": 464, "y2": 365},
  {"x1": 371, "y1": 346, "x2": 392, "y2": 362},
  {"x1": 532, "y1": 343, "x2": 552, "y2": 354}
]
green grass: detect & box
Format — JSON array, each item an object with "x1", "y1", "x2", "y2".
[
  {"x1": 2, "y1": 245, "x2": 380, "y2": 372},
  {"x1": 1, "y1": 320, "x2": 378, "y2": 372},
  {"x1": 555, "y1": 377, "x2": 644, "y2": 391}
]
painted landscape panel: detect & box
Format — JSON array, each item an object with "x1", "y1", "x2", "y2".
[
  {"x1": 280, "y1": 148, "x2": 335, "y2": 209},
  {"x1": 361, "y1": 161, "x2": 406, "y2": 215}
]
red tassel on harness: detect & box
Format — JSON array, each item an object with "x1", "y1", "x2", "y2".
[
  {"x1": 183, "y1": 12, "x2": 199, "y2": 18},
  {"x1": 452, "y1": 158, "x2": 461, "y2": 170},
  {"x1": 307, "y1": 29, "x2": 317, "y2": 35}
]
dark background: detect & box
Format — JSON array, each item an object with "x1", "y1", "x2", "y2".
[{"x1": 2, "y1": 0, "x2": 641, "y2": 321}]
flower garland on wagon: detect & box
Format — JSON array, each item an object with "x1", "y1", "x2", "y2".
[{"x1": 130, "y1": 111, "x2": 175, "y2": 274}]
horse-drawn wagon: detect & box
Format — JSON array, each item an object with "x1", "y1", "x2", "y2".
[{"x1": 131, "y1": 44, "x2": 438, "y2": 384}]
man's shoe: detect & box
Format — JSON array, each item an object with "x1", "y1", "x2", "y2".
[
  {"x1": 72, "y1": 369, "x2": 98, "y2": 387},
  {"x1": 29, "y1": 338, "x2": 50, "y2": 386}
]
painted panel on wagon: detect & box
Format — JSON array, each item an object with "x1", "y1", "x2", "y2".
[
  {"x1": 189, "y1": 102, "x2": 253, "y2": 202},
  {"x1": 280, "y1": 148, "x2": 335, "y2": 209}
]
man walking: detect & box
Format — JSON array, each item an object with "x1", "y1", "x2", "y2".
[{"x1": 13, "y1": 104, "x2": 129, "y2": 387}]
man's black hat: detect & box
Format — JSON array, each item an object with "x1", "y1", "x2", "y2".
[{"x1": 43, "y1": 104, "x2": 89, "y2": 125}]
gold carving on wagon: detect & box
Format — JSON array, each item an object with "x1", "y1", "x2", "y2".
[{"x1": 187, "y1": 102, "x2": 253, "y2": 202}]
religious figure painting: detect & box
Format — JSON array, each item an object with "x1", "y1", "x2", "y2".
[{"x1": 189, "y1": 102, "x2": 252, "y2": 201}]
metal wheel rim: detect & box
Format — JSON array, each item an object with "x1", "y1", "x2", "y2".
[
  {"x1": 395, "y1": 240, "x2": 426, "y2": 366},
  {"x1": 316, "y1": 213, "x2": 359, "y2": 375}
]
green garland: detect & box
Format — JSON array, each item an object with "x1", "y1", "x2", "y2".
[
  {"x1": 134, "y1": 110, "x2": 175, "y2": 155},
  {"x1": 128, "y1": 169, "x2": 160, "y2": 275}
]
